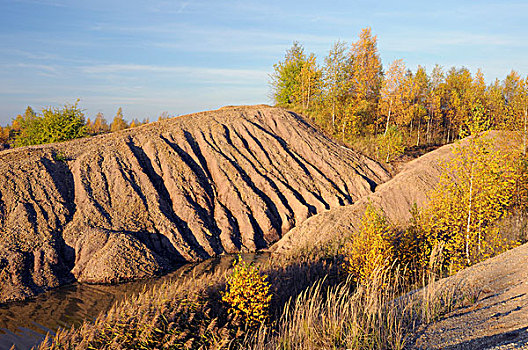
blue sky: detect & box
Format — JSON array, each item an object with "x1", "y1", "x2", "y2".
[{"x1": 1, "y1": 0, "x2": 527, "y2": 125}]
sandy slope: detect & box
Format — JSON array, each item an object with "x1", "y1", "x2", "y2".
[
  {"x1": 409, "y1": 242, "x2": 528, "y2": 349},
  {"x1": 270, "y1": 132, "x2": 458, "y2": 255},
  {"x1": 0, "y1": 105, "x2": 389, "y2": 303}
]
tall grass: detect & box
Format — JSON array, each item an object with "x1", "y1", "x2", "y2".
[
  {"x1": 244, "y1": 261, "x2": 471, "y2": 350},
  {"x1": 34, "y1": 249, "x2": 471, "y2": 350}
]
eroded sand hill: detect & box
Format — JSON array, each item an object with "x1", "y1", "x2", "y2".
[
  {"x1": 270, "y1": 134, "x2": 455, "y2": 255},
  {"x1": 271, "y1": 131, "x2": 514, "y2": 256},
  {"x1": 0, "y1": 105, "x2": 389, "y2": 303}
]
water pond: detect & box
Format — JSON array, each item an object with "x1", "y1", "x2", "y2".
[{"x1": 0, "y1": 253, "x2": 267, "y2": 350}]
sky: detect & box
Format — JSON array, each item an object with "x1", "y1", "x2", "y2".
[{"x1": 0, "y1": 0, "x2": 527, "y2": 125}]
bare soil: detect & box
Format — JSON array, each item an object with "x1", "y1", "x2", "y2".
[
  {"x1": 270, "y1": 133, "x2": 458, "y2": 255},
  {"x1": 0, "y1": 105, "x2": 389, "y2": 303},
  {"x1": 409, "y1": 242, "x2": 528, "y2": 350}
]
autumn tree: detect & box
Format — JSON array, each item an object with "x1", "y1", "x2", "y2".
[
  {"x1": 110, "y1": 107, "x2": 129, "y2": 132},
  {"x1": 345, "y1": 27, "x2": 383, "y2": 136},
  {"x1": 342, "y1": 203, "x2": 396, "y2": 284},
  {"x1": 377, "y1": 125, "x2": 405, "y2": 163},
  {"x1": 443, "y1": 67, "x2": 474, "y2": 140},
  {"x1": 323, "y1": 41, "x2": 349, "y2": 130},
  {"x1": 270, "y1": 42, "x2": 307, "y2": 106},
  {"x1": 421, "y1": 131, "x2": 521, "y2": 273},
  {"x1": 296, "y1": 53, "x2": 322, "y2": 110},
  {"x1": 504, "y1": 71, "x2": 528, "y2": 153},
  {"x1": 410, "y1": 66, "x2": 429, "y2": 145},
  {"x1": 379, "y1": 59, "x2": 406, "y2": 135},
  {"x1": 91, "y1": 112, "x2": 110, "y2": 134},
  {"x1": 486, "y1": 78, "x2": 507, "y2": 129},
  {"x1": 158, "y1": 111, "x2": 170, "y2": 121},
  {"x1": 0, "y1": 126, "x2": 8, "y2": 145},
  {"x1": 222, "y1": 256, "x2": 271, "y2": 328},
  {"x1": 472, "y1": 69, "x2": 487, "y2": 106},
  {"x1": 14, "y1": 106, "x2": 42, "y2": 147},
  {"x1": 425, "y1": 65, "x2": 445, "y2": 143}
]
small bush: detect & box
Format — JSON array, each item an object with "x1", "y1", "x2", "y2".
[
  {"x1": 341, "y1": 204, "x2": 396, "y2": 285},
  {"x1": 52, "y1": 151, "x2": 68, "y2": 162},
  {"x1": 15, "y1": 101, "x2": 87, "y2": 147},
  {"x1": 222, "y1": 256, "x2": 272, "y2": 328}
]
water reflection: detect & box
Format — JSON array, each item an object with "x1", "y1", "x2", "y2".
[{"x1": 0, "y1": 253, "x2": 267, "y2": 350}]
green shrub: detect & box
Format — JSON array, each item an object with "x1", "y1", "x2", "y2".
[{"x1": 15, "y1": 101, "x2": 87, "y2": 147}]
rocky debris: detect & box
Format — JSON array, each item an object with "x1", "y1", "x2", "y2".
[
  {"x1": 408, "y1": 243, "x2": 528, "y2": 350},
  {"x1": 0, "y1": 105, "x2": 390, "y2": 303}
]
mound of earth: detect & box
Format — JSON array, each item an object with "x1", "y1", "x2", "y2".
[
  {"x1": 0, "y1": 105, "x2": 389, "y2": 303},
  {"x1": 271, "y1": 131, "x2": 514, "y2": 256},
  {"x1": 409, "y1": 242, "x2": 528, "y2": 349}
]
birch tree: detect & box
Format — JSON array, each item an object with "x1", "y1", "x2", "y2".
[
  {"x1": 379, "y1": 59, "x2": 406, "y2": 135},
  {"x1": 421, "y1": 130, "x2": 521, "y2": 273},
  {"x1": 323, "y1": 41, "x2": 349, "y2": 130},
  {"x1": 346, "y1": 27, "x2": 383, "y2": 136}
]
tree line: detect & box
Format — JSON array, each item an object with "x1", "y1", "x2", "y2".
[
  {"x1": 0, "y1": 102, "x2": 172, "y2": 149},
  {"x1": 270, "y1": 27, "x2": 528, "y2": 161}
]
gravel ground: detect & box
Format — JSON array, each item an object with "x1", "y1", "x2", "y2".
[{"x1": 409, "y1": 243, "x2": 528, "y2": 349}]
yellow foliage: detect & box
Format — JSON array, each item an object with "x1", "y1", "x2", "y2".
[
  {"x1": 222, "y1": 256, "x2": 272, "y2": 328},
  {"x1": 341, "y1": 204, "x2": 395, "y2": 284},
  {"x1": 395, "y1": 205, "x2": 430, "y2": 277},
  {"x1": 376, "y1": 125, "x2": 406, "y2": 162},
  {"x1": 421, "y1": 133, "x2": 521, "y2": 274}
]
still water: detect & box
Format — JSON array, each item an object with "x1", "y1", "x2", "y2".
[{"x1": 0, "y1": 253, "x2": 266, "y2": 350}]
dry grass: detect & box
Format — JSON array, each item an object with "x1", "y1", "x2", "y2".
[
  {"x1": 33, "y1": 246, "x2": 471, "y2": 350},
  {"x1": 36, "y1": 271, "x2": 224, "y2": 349},
  {"x1": 244, "y1": 263, "x2": 471, "y2": 350},
  {"x1": 34, "y1": 255, "x2": 338, "y2": 350}
]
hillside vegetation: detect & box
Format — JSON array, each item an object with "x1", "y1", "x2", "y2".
[{"x1": 270, "y1": 28, "x2": 528, "y2": 165}]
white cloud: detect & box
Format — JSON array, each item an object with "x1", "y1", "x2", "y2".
[{"x1": 81, "y1": 64, "x2": 269, "y2": 83}]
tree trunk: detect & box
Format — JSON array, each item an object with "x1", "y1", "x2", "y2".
[
  {"x1": 478, "y1": 218, "x2": 482, "y2": 257},
  {"x1": 332, "y1": 101, "x2": 335, "y2": 129},
  {"x1": 416, "y1": 117, "x2": 421, "y2": 146},
  {"x1": 306, "y1": 81, "x2": 311, "y2": 109},
  {"x1": 426, "y1": 112, "x2": 432, "y2": 143},
  {"x1": 466, "y1": 165, "x2": 474, "y2": 266},
  {"x1": 523, "y1": 108, "x2": 528, "y2": 155},
  {"x1": 342, "y1": 119, "x2": 346, "y2": 143},
  {"x1": 384, "y1": 99, "x2": 392, "y2": 136}
]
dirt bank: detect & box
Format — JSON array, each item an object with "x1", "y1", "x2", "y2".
[{"x1": 0, "y1": 105, "x2": 389, "y2": 303}]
